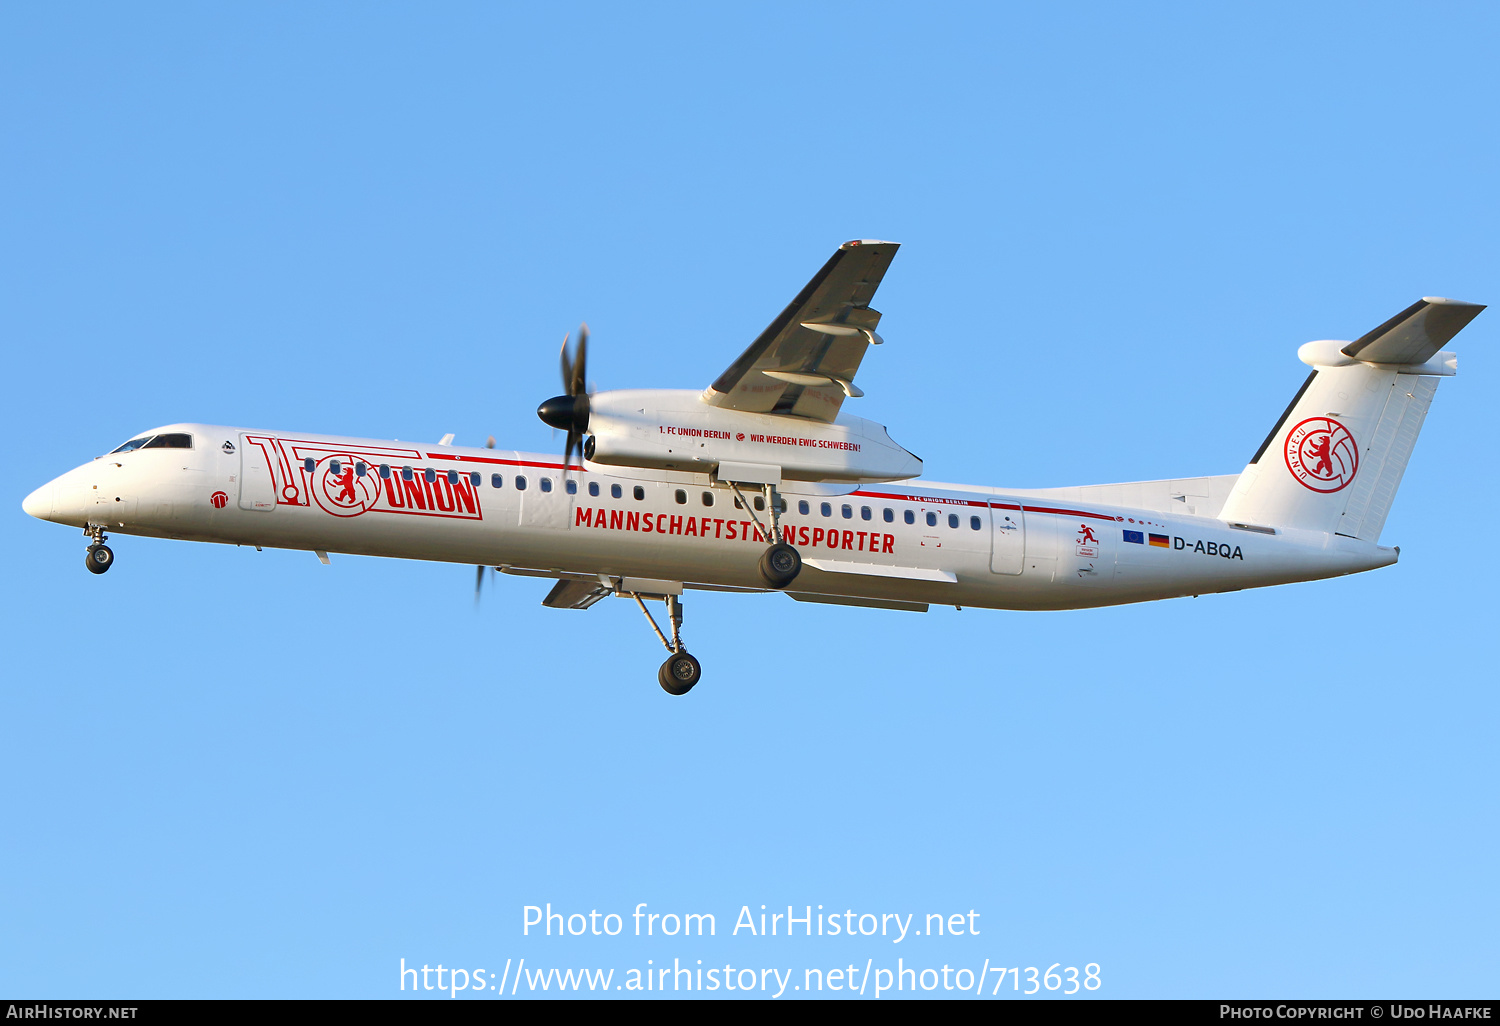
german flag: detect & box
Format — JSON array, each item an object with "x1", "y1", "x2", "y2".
[{"x1": 1149, "y1": 533, "x2": 1170, "y2": 548}]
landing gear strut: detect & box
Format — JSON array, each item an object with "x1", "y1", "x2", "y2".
[
  {"x1": 632, "y1": 592, "x2": 702, "y2": 696},
  {"x1": 84, "y1": 524, "x2": 114, "y2": 575},
  {"x1": 729, "y1": 481, "x2": 802, "y2": 589}
]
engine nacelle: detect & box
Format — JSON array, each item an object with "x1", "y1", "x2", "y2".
[{"x1": 581, "y1": 390, "x2": 922, "y2": 483}]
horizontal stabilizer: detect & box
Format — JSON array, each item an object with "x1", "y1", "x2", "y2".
[
  {"x1": 1010, "y1": 474, "x2": 1241, "y2": 519},
  {"x1": 1342, "y1": 297, "x2": 1484, "y2": 366}
]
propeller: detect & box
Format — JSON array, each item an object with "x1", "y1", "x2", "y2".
[
  {"x1": 537, "y1": 324, "x2": 591, "y2": 474},
  {"x1": 474, "y1": 434, "x2": 498, "y2": 605}
]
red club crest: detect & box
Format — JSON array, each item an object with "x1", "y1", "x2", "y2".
[
  {"x1": 1284, "y1": 417, "x2": 1358, "y2": 493},
  {"x1": 210, "y1": 491, "x2": 229, "y2": 509},
  {"x1": 311, "y1": 455, "x2": 382, "y2": 516}
]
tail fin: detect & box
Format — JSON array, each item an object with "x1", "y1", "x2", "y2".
[{"x1": 1218, "y1": 297, "x2": 1483, "y2": 540}]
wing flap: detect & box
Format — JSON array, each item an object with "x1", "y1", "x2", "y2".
[{"x1": 541, "y1": 579, "x2": 611, "y2": 609}]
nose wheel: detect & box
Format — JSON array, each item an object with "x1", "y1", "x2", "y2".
[
  {"x1": 84, "y1": 525, "x2": 114, "y2": 574},
  {"x1": 85, "y1": 544, "x2": 114, "y2": 574}
]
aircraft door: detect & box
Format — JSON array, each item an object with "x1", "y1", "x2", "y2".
[
  {"x1": 239, "y1": 434, "x2": 277, "y2": 511},
  {"x1": 990, "y1": 505, "x2": 1024, "y2": 575},
  {"x1": 516, "y1": 469, "x2": 571, "y2": 529}
]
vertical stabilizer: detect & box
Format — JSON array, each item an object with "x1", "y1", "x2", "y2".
[{"x1": 1218, "y1": 298, "x2": 1481, "y2": 540}]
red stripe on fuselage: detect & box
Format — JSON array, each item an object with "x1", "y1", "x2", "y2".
[
  {"x1": 851, "y1": 489, "x2": 1117, "y2": 521},
  {"x1": 426, "y1": 453, "x2": 584, "y2": 472}
]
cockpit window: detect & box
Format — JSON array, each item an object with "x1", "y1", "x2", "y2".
[
  {"x1": 141, "y1": 433, "x2": 193, "y2": 449},
  {"x1": 111, "y1": 433, "x2": 193, "y2": 453}
]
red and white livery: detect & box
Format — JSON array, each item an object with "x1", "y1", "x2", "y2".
[{"x1": 22, "y1": 241, "x2": 1484, "y2": 694}]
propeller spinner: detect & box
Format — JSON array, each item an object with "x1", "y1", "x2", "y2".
[{"x1": 537, "y1": 324, "x2": 591, "y2": 471}]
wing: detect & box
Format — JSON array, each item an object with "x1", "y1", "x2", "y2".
[
  {"x1": 1341, "y1": 296, "x2": 1485, "y2": 365},
  {"x1": 702, "y1": 239, "x2": 899, "y2": 422}
]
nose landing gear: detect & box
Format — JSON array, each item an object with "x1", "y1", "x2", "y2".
[{"x1": 84, "y1": 525, "x2": 114, "y2": 575}]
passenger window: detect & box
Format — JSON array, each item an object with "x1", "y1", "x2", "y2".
[
  {"x1": 753, "y1": 496, "x2": 765, "y2": 511},
  {"x1": 424, "y1": 468, "x2": 436, "y2": 483},
  {"x1": 633, "y1": 486, "x2": 645, "y2": 501},
  {"x1": 971, "y1": 515, "x2": 982, "y2": 531},
  {"x1": 304, "y1": 458, "x2": 316, "y2": 473},
  {"x1": 515, "y1": 476, "x2": 527, "y2": 490},
  {"x1": 540, "y1": 478, "x2": 552, "y2": 492},
  {"x1": 491, "y1": 473, "x2": 503, "y2": 488},
  {"x1": 702, "y1": 491, "x2": 714, "y2": 506},
  {"x1": 589, "y1": 482, "x2": 600, "y2": 497},
  {"x1": 379, "y1": 464, "x2": 391, "y2": 480},
  {"x1": 469, "y1": 471, "x2": 481, "y2": 487},
  {"x1": 905, "y1": 510, "x2": 915, "y2": 525},
  {"x1": 565, "y1": 479, "x2": 578, "y2": 495},
  {"x1": 861, "y1": 506, "x2": 872, "y2": 521},
  {"x1": 675, "y1": 489, "x2": 687, "y2": 504},
  {"x1": 841, "y1": 504, "x2": 853, "y2": 519},
  {"x1": 798, "y1": 500, "x2": 810, "y2": 515},
  {"x1": 883, "y1": 508, "x2": 894, "y2": 523},
  {"x1": 926, "y1": 512, "x2": 937, "y2": 527},
  {"x1": 446, "y1": 469, "x2": 458, "y2": 485},
  {"x1": 355, "y1": 462, "x2": 367, "y2": 477},
  {"x1": 948, "y1": 513, "x2": 959, "y2": 529},
  {"x1": 611, "y1": 483, "x2": 622, "y2": 499},
  {"x1": 330, "y1": 460, "x2": 342, "y2": 475},
  {"x1": 820, "y1": 502, "x2": 832, "y2": 518},
  {"x1": 402, "y1": 466, "x2": 414, "y2": 481}
]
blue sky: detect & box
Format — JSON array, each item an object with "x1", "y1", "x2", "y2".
[{"x1": 3, "y1": 2, "x2": 1496, "y2": 999}]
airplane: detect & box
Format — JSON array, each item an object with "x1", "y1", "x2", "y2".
[{"x1": 21, "y1": 240, "x2": 1484, "y2": 695}]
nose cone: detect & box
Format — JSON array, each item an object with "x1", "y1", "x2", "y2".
[{"x1": 22, "y1": 482, "x2": 54, "y2": 521}]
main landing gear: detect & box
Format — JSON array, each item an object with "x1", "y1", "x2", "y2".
[
  {"x1": 84, "y1": 524, "x2": 114, "y2": 575},
  {"x1": 727, "y1": 482, "x2": 802, "y2": 590},
  {"x1": 631, "y1": 592, "x2": 702, "y2": 696},
  {"x1": 631, "y1": 482, "x2": 799, "y2": 696}
]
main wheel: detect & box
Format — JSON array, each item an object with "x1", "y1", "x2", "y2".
[
  {"x1": 758, "y1": 542, "x2": 801, "y2": 588},
  {"x1": 85, "y1": 544, "x2": 114, "y2": 575},
  {"x1": 658, "y1": 651, "x2": 701, "y2": 695}
]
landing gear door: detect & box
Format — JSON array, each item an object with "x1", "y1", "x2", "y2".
[
  {"x1": 990, "y1": 505, "x2": 1024, "y2": 575},
  {"x1": 239, "y1": 434, "x2": 276, "y2": 511}
]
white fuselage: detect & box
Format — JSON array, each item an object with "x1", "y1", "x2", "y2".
[{"x1": 24, "y1": 422, "x2": 1397, "y2": 610}]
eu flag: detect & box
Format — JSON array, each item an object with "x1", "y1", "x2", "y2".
[{"x1": 1123, "y1": 530, "x2": 1144, "y2": 544}]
